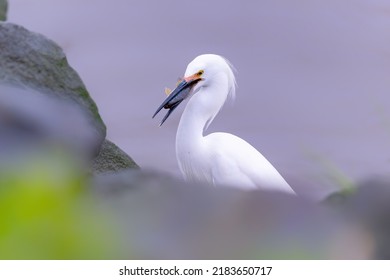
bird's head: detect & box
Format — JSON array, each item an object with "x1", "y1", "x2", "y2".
[{"x1": 153, "y1": 54, "x2": 236, "y2": 126}]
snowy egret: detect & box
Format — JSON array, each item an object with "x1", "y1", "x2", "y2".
[{"x1": 153, "y1": 54, "x2": 294, "y2": 194}]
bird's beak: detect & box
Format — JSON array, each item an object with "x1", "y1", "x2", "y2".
[{"x1": 153, "y1": 74, "x2": 202, "y2": 126}]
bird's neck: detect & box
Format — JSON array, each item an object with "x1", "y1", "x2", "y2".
[
  {"x1": 175, "y1": 74, "x2": 230, "y2": 181},
  {"x1": 176, "y1": 77, "x2": 229, "y2": 150}
]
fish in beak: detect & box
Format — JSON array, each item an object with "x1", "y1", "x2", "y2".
[{"x1": 153, "y1": 73, "x2": 202, "y2": 126}]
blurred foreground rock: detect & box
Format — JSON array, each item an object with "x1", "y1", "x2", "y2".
[
  {"x1": 0, "y1": 85, "x2": 101, "y2": 157},
  {"x1": 0, "y1": 22, "x2": 138, "y2": 170},
  {"x1": 0, "y1": 0, "x2": 7, "y2": 21},
  {"x1": 1, "y1": 149, "x2": 390, "y2": 259},
  {"x1": 93, "y1": 170, "x2": 374, "y2": 259},
  {"x1": 334, "y1": 179, "x2": 390, "y2": 259}
]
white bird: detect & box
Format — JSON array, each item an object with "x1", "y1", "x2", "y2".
[{"x1": 153, "y1": 54, "x2": 295, "y2": 194}]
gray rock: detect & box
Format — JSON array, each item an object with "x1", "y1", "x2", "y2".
[
  {"x1": 0, "y1": 22, "x2": 106, "y2": 156},
  {"x1": 0, "y1": 0, "x2": 7, "y2": 21},
  {"x1": 92, "y1": 139, "x2": 139, "y2": 174}
]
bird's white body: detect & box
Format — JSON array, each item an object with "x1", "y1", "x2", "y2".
[
  {"x1": 172, "y1": 54, "x2": 294, "y2": 194},
  {"x1": 152, "y1": 54, "x2": 294, "y2": 193}
]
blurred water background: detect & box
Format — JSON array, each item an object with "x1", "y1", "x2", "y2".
[{"x1": 8, "y1": 0, "x2": 390, "y2": 198}]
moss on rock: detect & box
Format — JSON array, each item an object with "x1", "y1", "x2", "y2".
[{"x1": 0, "y1": 0, "x2": 7, "y2": 21}]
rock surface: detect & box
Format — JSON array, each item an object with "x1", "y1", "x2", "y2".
[
  {"x1": 0, "y1": 22, "x2": 140, "y2": 170},
  {"x1": 0, "y1": 22, "x2": 106, "y2": 156},
  {"x1": 0, "y1": 0, "x2": 7, "y2": 21},
  {"x1": 92, "y1": 139, "x2": 139, "y2": 174}
]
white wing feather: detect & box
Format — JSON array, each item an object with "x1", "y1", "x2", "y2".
[{"x1": 205, "y1": 133, "x2": 295, "y2": 194}]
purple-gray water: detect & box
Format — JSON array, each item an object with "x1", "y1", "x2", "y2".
[{"x1": 9, "y1": 0, "x2": 390, "y2": 198}]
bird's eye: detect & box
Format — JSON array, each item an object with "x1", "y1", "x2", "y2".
[{"x1": 197, "y1": 70, "x2": 204, "y2": 76}]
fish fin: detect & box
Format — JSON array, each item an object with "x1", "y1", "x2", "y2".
[
  {"x1": 164, "y1": 87, "x2": 172, "y2": 96},
  {"x1": 176, "y1": 78, "x2": 183, "y2": 87}
]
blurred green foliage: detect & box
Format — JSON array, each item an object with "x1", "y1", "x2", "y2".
[
  {"x1": 0, "y1": 151, "x2": 127, "y2": 259},
  {"x1": 303, "y1": 149, "x2": 356, "y2": 196}
]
